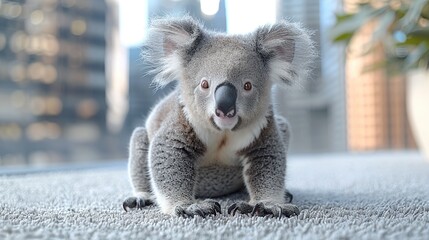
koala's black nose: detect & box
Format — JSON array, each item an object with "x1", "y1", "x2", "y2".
[{"x1": 215, "y1": 82, "x2": 237, "y2": 118}]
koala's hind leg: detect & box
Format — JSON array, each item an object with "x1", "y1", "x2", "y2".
[{"x1": 123, "y1": 127, "x2": 154, "y2": 211}]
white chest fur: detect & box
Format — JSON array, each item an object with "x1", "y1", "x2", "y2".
[{"x1": 194, "y1": 118, "x2": 268, "y2": 167}]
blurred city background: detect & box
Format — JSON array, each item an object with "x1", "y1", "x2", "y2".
[{"x1": 0, "y1": 0, "x2": 418, "y2": 168}]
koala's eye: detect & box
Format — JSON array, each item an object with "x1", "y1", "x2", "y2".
[
  {"x1": 244, "y1": 82, "x2": 252, "y2": 91},
  {"x1": 201, "y1": 79, "x2": 209, "y2": 89}
]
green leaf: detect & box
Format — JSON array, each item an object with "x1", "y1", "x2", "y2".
[
  {"x1": 404, "y1": 43, "x2": 429, "y2": 69},
  {"x1": 330, "y1": 5, "x2": 379, "y2": 42},
  {"x1": 330, "y1": 5, "x2": 389, "y2": 43},
  {"x1": 335, "y1": 13, "x2": 355, "y2": 22},
  {"x1": 397, "y1": 28, "x2": 429, "y2": 47},
  {"x1": 408, "y1": 27, "x2": 429, "y2": 38},
  {"x1": 399, "y1": 0, "x2": 428, "y2": 32},
  {"x1": 332, "y1": 32, "x2": 354, "y2": 42},
  {"x1": 372, "y1": 11, "x2": 395, "y2": 43},
  {"x1": 421, "y1": 2, "x2": 429, "y2": 19}
]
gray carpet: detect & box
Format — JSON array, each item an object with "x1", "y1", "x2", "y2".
[{"x1": 1, "y1": 152, "x2": 429, "y2": 239}]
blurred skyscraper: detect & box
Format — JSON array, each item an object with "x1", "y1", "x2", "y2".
[
  {"x1": 0, "y1": 0, "x2": 123, "y2": 166},
  {"x1": 276, "y1": 0, "x2": 348, "y2": 153}
]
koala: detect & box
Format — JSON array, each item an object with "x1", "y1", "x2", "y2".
[{"x1": 122, "y1": 16, "x2": 315, "y2": 218}]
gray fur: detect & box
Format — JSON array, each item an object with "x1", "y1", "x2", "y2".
[
  {"x1": 127, "y1": 127, "x2": 152, "y2": 199},
  {"x1": 194, "y1": 166, "x2": 244, "y2": 198},
  {"x1": 124, "y1": 16, "x2": 315, "y2": 217}
]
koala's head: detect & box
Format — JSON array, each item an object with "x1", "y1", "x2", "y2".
[{"x1": 144, "y1": 17, "x2": 315, "y2": 132}]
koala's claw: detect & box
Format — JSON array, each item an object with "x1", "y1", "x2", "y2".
[
  {"x1": 227, "y1": 201, "x2": 253, "y2": 216},
  {"x1": 175, "y1": 200, "x2": 221, "y2": 218},
  {"x1": 122, "y1": 197, "x2": 153, "y2": 212},
  {"x1": 228, "y1": 201, "x2": 299, "y2": 218},
  {"x1": 251, "y1": 202, "x2": 300, "y2": 218}
]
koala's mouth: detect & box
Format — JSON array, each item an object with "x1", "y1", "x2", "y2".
[{"x1": 210, "y1": 115, "x2": 240, "y2": 131}]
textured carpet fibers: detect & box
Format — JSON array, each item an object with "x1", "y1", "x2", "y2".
[{"x1": 1, "y1": 152, "x2": 429, "y2": 239}]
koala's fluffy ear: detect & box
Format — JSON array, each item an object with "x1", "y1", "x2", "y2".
[
  {"x1": 254, "y1": 21, "x2": 316, "y2": 86},
  {"x1": 143, "y1": 17, "x2": 204, "y2": 87}
]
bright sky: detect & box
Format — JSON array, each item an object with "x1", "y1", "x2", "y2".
[
  {"x1": 118, "y1": 0, "x2": 277, "y2": 47},
  {"x1": 118, "y1": 0, "x2": 148, "y2": 47},
  {"x1": 225, "y1": 0, "x2": 277, "y2": 35}
]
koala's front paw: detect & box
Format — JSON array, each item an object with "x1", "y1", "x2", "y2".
[
  {"x1": 228, "y1": 201, "x2": 299, "y2": 218},
  {"x1": 175, "y1": 199, "x2": 221, "y2": 218},
  {"x1": 122, "y1": 196, "x2": 154, "y2": 212}
]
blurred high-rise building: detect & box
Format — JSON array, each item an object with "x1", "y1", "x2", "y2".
[
  {"x1": 276, "y1": 0, "x2": 348, "y2": 153},
  {"x1": 0, "y1": 0, "x2": 123, "y2": 166}
]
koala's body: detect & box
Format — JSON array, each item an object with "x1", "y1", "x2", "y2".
[{"x1": 123, "y1": 17, "x2": 315, "y2": 218}]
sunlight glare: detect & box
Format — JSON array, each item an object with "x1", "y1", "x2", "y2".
[
  {"x1": 119, "y1": 0, "x2": 148, "y2": 47},
  {"x1": 225, "y1": 0, "x2": 277, "y2": 34},
  {"x1": 200, "y1": 0, "x2": 220, "y2": 16}
]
